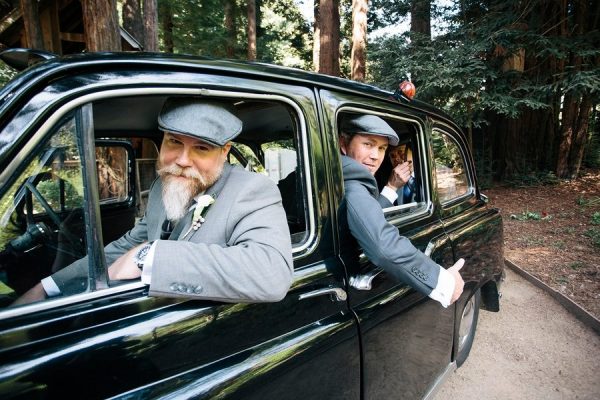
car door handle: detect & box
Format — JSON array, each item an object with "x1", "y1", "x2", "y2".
[
  {"x1": 349, "y1": 269, "x2": 383, "y2": 290},
  {"x1": 299, "y1": 286, "x2": 347, "y2": 302}
]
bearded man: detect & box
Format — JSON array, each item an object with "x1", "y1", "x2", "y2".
[{"x1": 15, "y1": 98, "x2": 293, "y2": 304}]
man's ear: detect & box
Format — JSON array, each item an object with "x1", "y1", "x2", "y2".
[
  {"x1": 222, "y1": 142, "x2": 232, "y2": 156},
  {"x1": 339, "y1": 135, "x2": 347, "y2": 155}
]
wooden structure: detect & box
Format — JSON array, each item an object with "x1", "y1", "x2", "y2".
[{"x1": 0, "y1": 0, "x2": 142, "y2": 54}]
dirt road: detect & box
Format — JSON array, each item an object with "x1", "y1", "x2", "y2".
[{"x1": 435, "y1": 268, "x2": 600, "y2": 399}]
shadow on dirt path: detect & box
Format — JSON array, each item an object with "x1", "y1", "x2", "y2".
[{"x1": 436, "y1": 268, "x2": 600, "y2": 399}]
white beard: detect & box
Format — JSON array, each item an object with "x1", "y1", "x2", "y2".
[{"x1": 157, "y1": 162, "x2": 223, "y2": 222}]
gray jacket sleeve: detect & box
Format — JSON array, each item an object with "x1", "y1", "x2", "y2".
[
  {"x1": 345, "y1": 182, "x2": 440, "y2": 296},
  {"x1": 148, "y1": 174, "x2": 293, "y2": 303}
]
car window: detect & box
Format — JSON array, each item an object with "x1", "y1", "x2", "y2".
[
  {"x1": 431, "y1": 129, "x2": 470, "y2": 203},
  {"x1": 0, "y1": 115, "x2": 88, "y2": 306},
  {"x1": 96, "y1": 146, "x2": 129, "y2": 204},
  {"x1": 337, "y1": 110, "x2": 428, "y2": 218},
  {"x1": 90, "y1": 95, "x2": 311, "y2": 250}
]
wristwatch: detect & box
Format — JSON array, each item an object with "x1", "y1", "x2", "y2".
[{"x1": 133, "y1": 242, "x2": 153, "y2": 270}]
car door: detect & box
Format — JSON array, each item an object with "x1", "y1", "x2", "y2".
[
  {"x1": 430, "y1": 124, "x2": 504, "y2": 359},
  {"x1": 0, "y1": 66, "x2": 360, "y2": 399},
  {"x1": 319, "y1": 89, "x2": 457, "y2": 399}
]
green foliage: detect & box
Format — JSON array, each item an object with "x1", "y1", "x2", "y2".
[
  {"x1": 256, "y1": 0, "x2": 312, "y2": 68},
  {"x1": 367, "y1": 0, "x2": 600, "y2": 182},
  {"x1": 35, "y1": 177, "x2": 83, "y2": 212},
  {"x1": 504, "y1": 171, "x2": 559, "y2": 187},
  {"x1": 584, "y1": 227, "x2": 600, "y2": 248},
  {"x1": 0, "y1": 61, "x2": 17, "y2": 89},
  {"x1": 510, "y1": 209, "x2": 551, "y2": 221},
  {"x1": 591, "y1": 212, "x2": 600, "y2": 225},
  {"x1": 577, "y1": 196, "x2": 600, "y2": 207},
  {"x1": 157, "y1": 0, "x2": 311, "y2": 68}
]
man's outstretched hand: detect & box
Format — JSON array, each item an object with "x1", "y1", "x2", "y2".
[{"x1": 448, "y1": 258, "x2": 465, "y2": 304}]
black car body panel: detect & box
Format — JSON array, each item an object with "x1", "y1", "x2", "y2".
[{"x1": 0, "y1": 52, "x2": 503, "y2": 399}]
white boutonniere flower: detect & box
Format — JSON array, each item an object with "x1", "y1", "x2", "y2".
[{"x1": 181, "y1": 194, "x2": 215, "y2": 239}]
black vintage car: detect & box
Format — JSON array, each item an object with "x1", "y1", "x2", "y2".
[{"x1": 0, "y1": 49, "x2": 503, "y2": 399}]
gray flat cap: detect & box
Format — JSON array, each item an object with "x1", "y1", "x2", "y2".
[
  {"x1": 341, "y1": 114, "x2": 399, "y2": 146},
  {"x1": 158, "y1": 97, "x2": 242, "y2": 146}
]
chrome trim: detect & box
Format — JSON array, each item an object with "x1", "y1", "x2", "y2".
[
  {"x1": 299, "y1": 286, "x2": 347, "y2": 302},
  {"x1": 349, "y1": 269, "x2": 382, "y2": 290},
  {"x1": 423, "y1": 361, "x2": 457, "y2": 400},
  {"x1": 0, "y1": 281, "x2": 147, "y2": 320},
  {"x1": 424, "y1": 241, "x2": 435, "y2": 257}
]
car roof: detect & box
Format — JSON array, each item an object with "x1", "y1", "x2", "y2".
[{"x1": 0, "y1": 51, "x2": 456, "y2": 123}]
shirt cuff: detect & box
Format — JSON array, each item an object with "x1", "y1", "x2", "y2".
[
  {"x1": 428, "y1": 266, "x2": 456, "y2": 308},
  {"x1": 381, "y1": 185, "x2": 399, "y2": 204},
  {"x1": 140, "y1": 241, "x2": 158, "y2": 285},
  {"x1": 41, "y1": 276, "x2": 61, "y2": 297}
]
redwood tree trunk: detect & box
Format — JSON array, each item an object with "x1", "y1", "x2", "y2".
[
  {"x1": 19, "y1": 0, "x2": 44, "y2": 49},
  {"x1": 409, "y1": 0, "x2": 430, "y2": 88},
  {"x1": 224, "y1": 0, "x2": 236, "y2": 58},
  {"x1": 312, "y1": 0, "x2": 320, "y2": 72},
  {"x1": 319, "y1": 0, "x2": 340, "y2": 76},
  {"x1": 351, "y1": 0, "x2": 367, "y2": 82},
  {"x1": 81, "y1": 0, "x2": 121, "y2": 51},
  {"x1": 410, "y1": 0, "x2": 431, "y2": 38},
  {"x1": 122, "y1": 0, "x2": 144, "y2": 47},
  {"x1": 161, "y1": 1, "x2": 174, "y2": 53},
  {"x1": 143, "y1": 0, "x2": 158, "y2": 51},
  {"x1": 247, "y1": 0, "x2": 257, "y2": 60}
]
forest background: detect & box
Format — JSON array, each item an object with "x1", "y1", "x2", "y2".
[
  {"x1": 1, "y1": 0, "x2": 599, "y2": 314},
  {"x1": 1, "y1": 0, "x2": 599, "y2": 182}
]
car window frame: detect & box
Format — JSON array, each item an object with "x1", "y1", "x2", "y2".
[
  {"x1": 0, "y1": 86, "x2": 317, "y2": 319},
  {"x1": 335, "y1": 105, "x2": 435, "y2": 225}
]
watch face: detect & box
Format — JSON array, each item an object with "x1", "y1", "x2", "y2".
[{"x1": 134, "y1": 243, "x2": 152, "y2": 268}]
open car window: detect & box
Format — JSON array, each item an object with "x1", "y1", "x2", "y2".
[{"x1": 337, "y1": 110, "x2": 429, "y2": 220}]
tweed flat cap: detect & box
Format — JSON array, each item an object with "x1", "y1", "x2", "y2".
[
  {"x1": 158, "y1": 97, "x2": 242, "y2": 146},
  {"x1": 341, "y1": 114, "x2": 399, "y2": 146}
]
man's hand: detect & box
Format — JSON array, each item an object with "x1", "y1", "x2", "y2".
[
  {"x1": 387, "y1": 161, "x2": 412, "y2": 191},
  {"x1": 448, "y1": 258, "x2": 465, "y2": 304},
  {"x1": 108, "y1": 243, "x2": 147, "y2": 280}
]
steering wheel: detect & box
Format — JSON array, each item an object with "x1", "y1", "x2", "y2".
[{"x1": 23, "y1": 182, "x2": 84, "y2": 256}]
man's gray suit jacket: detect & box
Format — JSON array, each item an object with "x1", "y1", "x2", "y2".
[
  {"x1": 52, "y1": 163, "x2": 293, "y2": 302},
  {"x1": 340, "y1": 155, "x2": 441, "y2": 296}
]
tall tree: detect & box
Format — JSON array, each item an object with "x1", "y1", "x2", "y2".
[
  {"x1": 143, "y1": 0, "x2": 159, "y2": 51},
  {"x1": 351, "y1": 0, "x2": 368, "y2": 81},
  {"x1": 313, "y1": 0, "x2": 320, "y2": 71},
  {"x1": 410, "y1": 0, "x2": 430, "y2": 38},
  {"x1": 224, "y1": 0, "x2": 236, "y2": 58},
  {"x1": 247, "y1": 0, "x2": 257, "y2": 60},
  {"x1": 555, "y1": 0, "x2": 598, "y2": 178},
  {"x1": 122, "y1": 0, "x2": 144, "y2": 46},
  {"x1": 19, "y1": 0, "x2": 44, "y2": 49},
  {"x1": 159, "y1": 0, "x2": 174, "y2": 53},
  {"x1": 319, "y1": 0, "x2": 340, "y2": 76},
  {"x1": 81, "y1": 0, "x2": 121, "y2": 51}
]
